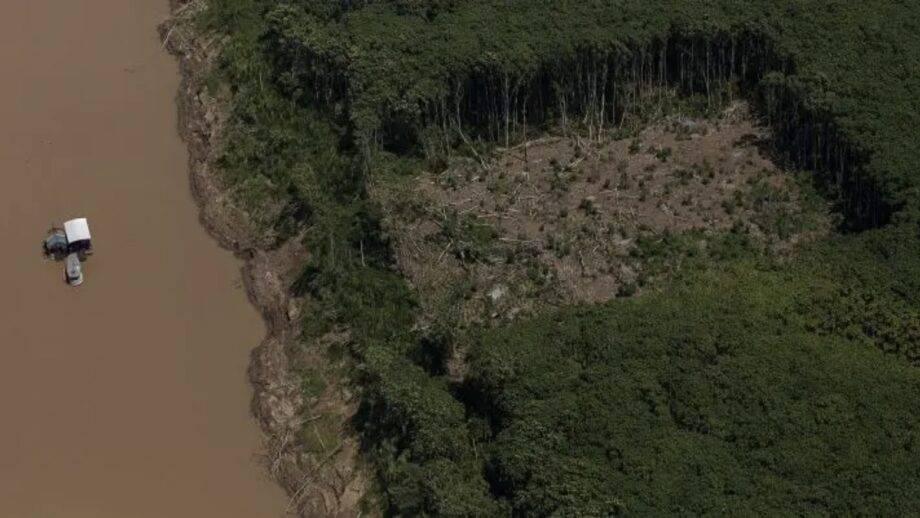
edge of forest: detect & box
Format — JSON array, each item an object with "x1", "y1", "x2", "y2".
[{"x1": 160, "y1": 1, "x2": 349, "y2": 515}]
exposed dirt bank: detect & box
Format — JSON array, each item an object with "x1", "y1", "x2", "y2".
[{"x1": 161, "y1": 2, "x2": 364, "y2": 515}]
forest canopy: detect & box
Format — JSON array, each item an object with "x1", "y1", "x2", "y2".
[
  {"x1": 198, "y1": 0, "x2": 920, "y2": 514},
  {"x1": 469, "y1": 267, "x2": 920, "y2": 515}
]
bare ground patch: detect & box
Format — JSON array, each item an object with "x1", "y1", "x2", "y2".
[{"x1": 373, "y1": 103, "x2": 829, "y2": 346}]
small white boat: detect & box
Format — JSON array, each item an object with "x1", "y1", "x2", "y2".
[
  {"x1": 44, "y1": 217, "x2": 92, "y2": 286},
  {"x1": 64, "y1": 253, "x2": 84, "y2": 286}
]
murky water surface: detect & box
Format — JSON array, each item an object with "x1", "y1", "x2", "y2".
[{"x1": 0, "y1": 1, "x2": 286, "y2": 516}]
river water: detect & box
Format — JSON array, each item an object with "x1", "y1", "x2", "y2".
[{"x1": 0, "y1": 1, "x2": 286, "y2": 516}]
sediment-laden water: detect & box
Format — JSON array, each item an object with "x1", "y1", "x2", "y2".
[{"x1": 0, "y1": 1, "x2": 285, "y2": 516}]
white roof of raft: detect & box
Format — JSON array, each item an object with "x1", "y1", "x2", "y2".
[{"x1": 64, "y1": 218, "x2": 91, "y2": 243}]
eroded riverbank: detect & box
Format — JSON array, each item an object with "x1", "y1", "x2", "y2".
[
  {"x1": 161, "y1": 3, "x2": 366, "y2": 515},
  {"x1": 0, "y1": 1, "x2": 285, "y2": 516}
]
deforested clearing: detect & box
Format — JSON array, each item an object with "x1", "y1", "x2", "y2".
[{"x1": 375, "y1": 102, "x2": 830, "y2": 331}]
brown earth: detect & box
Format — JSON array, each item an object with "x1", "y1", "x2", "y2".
[
  {"x1": 374, "y1": 103, "x2": 829, "y2": 352},
  {"x1": 162, "y1": 2, "x2": 366, "y2": 516}
]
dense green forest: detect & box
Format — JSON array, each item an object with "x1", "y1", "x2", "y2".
[{"x1": 198, "y1": 0, "x2": 920, "y2": 514}]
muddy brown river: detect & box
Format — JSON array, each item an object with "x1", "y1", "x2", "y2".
[{"x1": 0, "y1": 1, "x2": 286, "y2": 516}]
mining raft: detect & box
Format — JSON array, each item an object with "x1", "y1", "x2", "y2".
[{"x1": 43, "y1": 218, "x2": 93, "y2": 286}]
